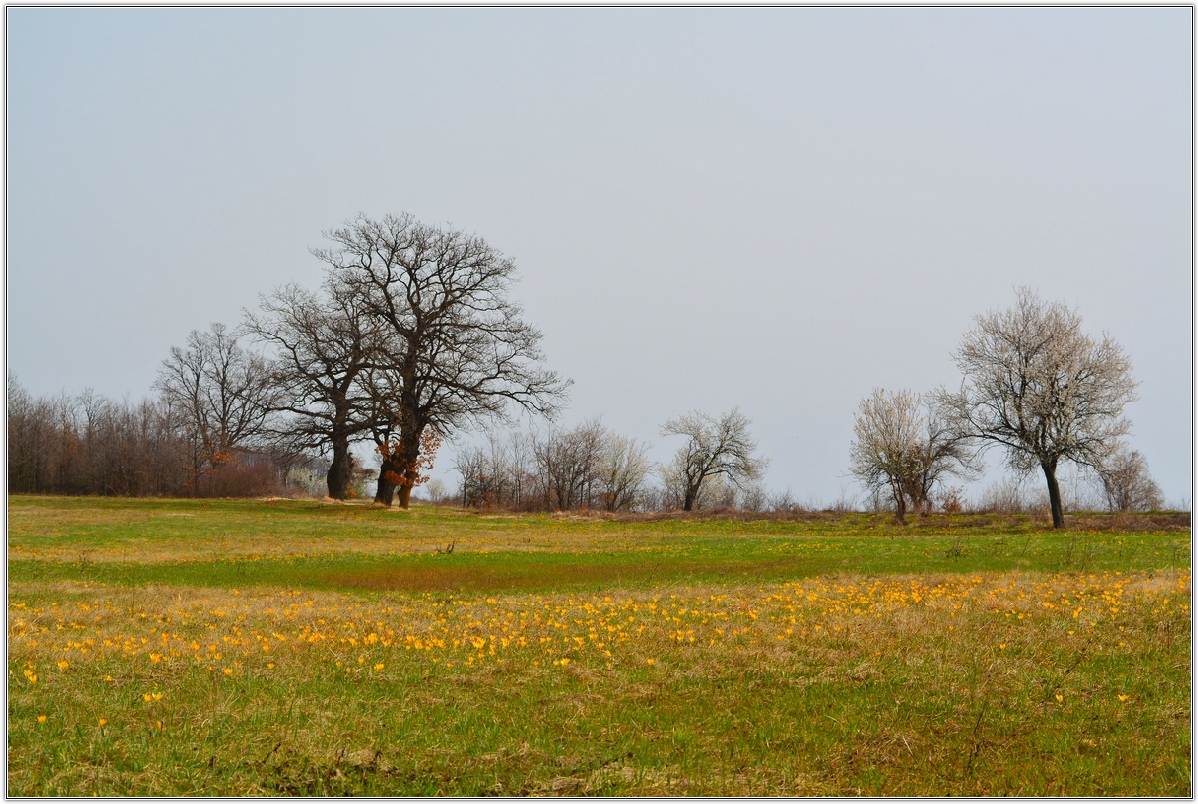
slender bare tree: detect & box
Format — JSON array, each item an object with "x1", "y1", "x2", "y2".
[
  {"x1": 505, "y1": 430, "x2": 536, "y2": 511},
  {"x1": 936, "y1": 288, "x2": 1138, "y2": 528},
  {"x1": 243, "y1": 281, "x2": 382, "y2": 500},
  {"x1": 455, "y1": 442, "x2": 502, "y2": 509},
  {"x1": 660, "y1": 408, "x2": 766, "y2": 512},
  {"x1": 317, "y1": 213, "x2": 568, "y2": 509}
]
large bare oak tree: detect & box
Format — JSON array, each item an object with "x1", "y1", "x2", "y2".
[
  {"x1": 936, "y1": 288, "x2": 1137, "y2": 528},
  {"x1": 317, "y1": 213, "x2": 568, "y2": 509},
  {"x1": 243, "y1": 281, "x2": 383, "y2": 500}
]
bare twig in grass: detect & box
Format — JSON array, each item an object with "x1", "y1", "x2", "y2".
[
  {"x1": 1043, "y1": 640, "x2": 1093, "y2": 703},
  {"x1": 964, "y1": 698, "x2": 991, "y2": 776},
  {"x1": 945, "y1": 536, "x2": 967, "y2": 559},
  {"x1": 257, "y1": 742, "x2": 283, "y2": 766}
]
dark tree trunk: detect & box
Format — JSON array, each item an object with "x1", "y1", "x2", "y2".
[
  {"x1": 1042, "y1": 460, "x2": 1065, "y2": 528},
  {"x1": 326, "y1": 437, "x2": 352, "y2": 500},
  {"x1": 374, "y1": 452, "x2": 399, "y2": 507},
  {"x1": 892, "y1": 482, "x2": 907, "y2": 525},
  {"x1": 395, "y1": 430, "x2": 422, "y2": 510},
  {"x1": 682, "y1": 483, "x2": 698, "y2": 512}
]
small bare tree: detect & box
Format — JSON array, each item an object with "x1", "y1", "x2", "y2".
[
  {"x1": 533, "y1": 419, "x2": 607, "y2": 510},
  {"x1": 155, "y1": 323, "x2": 275, "y2": 494},
  {"x1": 850, "y1": 389, "x2": 922, "y2": 524},
  {"x1": 456, "y1": 442, "x2": 503, "y2": 509},
  {"x1": 597, "y1": 433, "x2": 652, "y2": 512},
  {"x1": 1097, "y1": 447, "x2": 1163, "y2": 512},
  {"x1": 738, "y1": 481, "x2": 769, "y2": 512},
  {"x1": 850, "y1": 389, "x2": 975, "y2": 524},
  {"x1": 660, "y1": 408, "x2": 766, "y2": 512},
  {"x1": 936, "y1": 288, "x2": 1138, "y2": 528}
]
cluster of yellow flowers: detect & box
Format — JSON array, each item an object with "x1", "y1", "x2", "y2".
[{"x1": 9, "y1": 570, "x2": 1188, "y2": 685}]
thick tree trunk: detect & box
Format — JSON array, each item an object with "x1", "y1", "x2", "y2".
[
  {"x1": 395, "y1": 432, "x2": 422, "y2": 510},
  {"x1": 374, "y1": 454, "x2": 399, "y2": 507},
  {"x1": 1042, "y1": 460, "x2": 1065, "y2": 528},
  {"x1": 376, "y1": 427, "x2": 423, "y2": 509},
  {"x1": 326, "y1": 437, "x2": 352, "y2": 500}
]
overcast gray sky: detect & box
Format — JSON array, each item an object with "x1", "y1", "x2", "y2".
[{"x1": 7, "y1": 7, "x2": 1193, "y2": 504}]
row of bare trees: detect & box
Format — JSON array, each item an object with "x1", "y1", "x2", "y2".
[
  {"x1": 850, "y1": 288, "x2": 1162, "y2": 526},
  {"x1": 9, "y1": 381, "x2": 181, "y2": 496},
  {"x1": 455, "y1": 421, "x2": 652, "y2": 511},
  {"x1": 454, "y1": 409, "x2": 767, "y2": 513},
  {"x1": 10, "y1": 218, "x2": 1166, "y2": 518},
  {"x1": 139, "y1": 205, "x2": 780, "y2": 512}
]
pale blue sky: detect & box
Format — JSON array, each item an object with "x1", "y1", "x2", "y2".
[{"x1": 7, "y1": 7, "x2": 1193, "y2": 503}]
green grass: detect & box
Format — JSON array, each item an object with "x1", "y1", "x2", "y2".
[{"x1": 7, "y1": 495, "x2": 1192, "y2": 795}]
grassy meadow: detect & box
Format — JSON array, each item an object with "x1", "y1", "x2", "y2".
[{"x1": 6, "y1": 495, "x2": 1192, "y2": 795}]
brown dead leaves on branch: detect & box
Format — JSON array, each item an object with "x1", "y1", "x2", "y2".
[{"x1": 378, "y1": 428, "x2": 442, "y2": 490}]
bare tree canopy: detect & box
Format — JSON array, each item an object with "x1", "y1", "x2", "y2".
[
  {"x1": 849, "y1": 388, "x2": 973, "y2": 524},
  {"x1": 533, "y1": 420, "x2": 608, "y2": 512},
  {"x1": 660, "y1": 408, "x2": 766, "y2": 512},
  {"x1": 243, "y1": 281, "x2": 382, "y2": 500},
  {"x1": 1098, "y1": 447, "x2": 1163, "y2": 513},
  {"x1": 154, "y1": 323, "x2": 276, "y2": 494},
  {"x1": 597, "y1": 433, "x2": 652, "y2": 512},
  {"x1": 936, "y1": 288, "x2": 1138, "y2": 528},
  {"x1": 316, "y1": 213, "x2": 569, "y2": 509}
]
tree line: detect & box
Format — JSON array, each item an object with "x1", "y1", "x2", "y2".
[
  {"x1": 454, "y1": 409, "x2": 766, "y2": 513},
  {"x1": 11, "y1": 213, "x2": 568, "y2": 507},
  {"x1": 7, "y1": 213, "x2": 1167, "y2": 523},
  {"x1": 7, "y1": 376, "x2": 313, "y2": 497}
]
